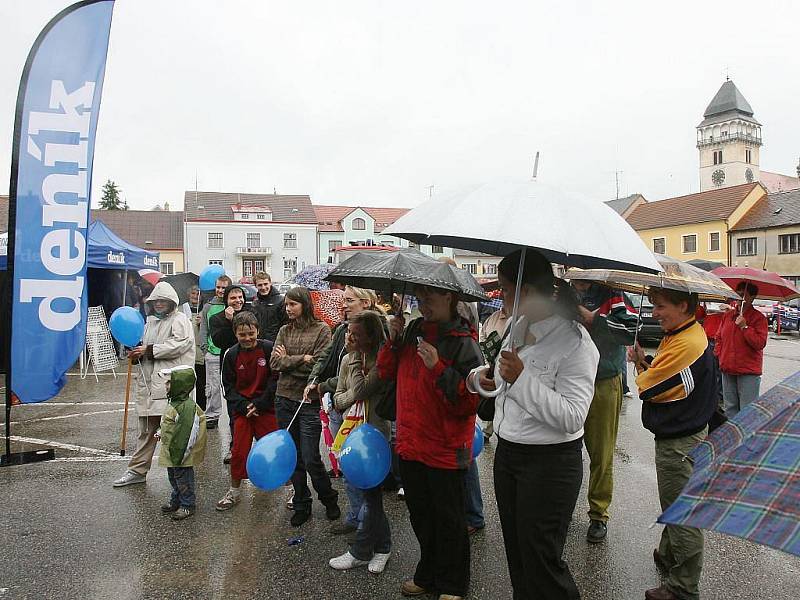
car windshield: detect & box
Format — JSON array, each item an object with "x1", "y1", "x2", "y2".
[{"x1": 625, "y1": 293, "x2": 653, "y2": 311}]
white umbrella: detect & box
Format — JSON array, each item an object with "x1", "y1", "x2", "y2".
[
  {"x1": 384, "y1": 179, "x2": 662, "y2": 273},
  {"x1": 383, "y1": 179, "x2": 661, "y2": 398}
]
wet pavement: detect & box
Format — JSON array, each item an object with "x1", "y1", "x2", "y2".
[{"x1": 1, "y1": 336, "x2": 799, "y2": 599}]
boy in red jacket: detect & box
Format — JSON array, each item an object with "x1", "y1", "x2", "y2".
[
  {"x1": 716, "y1": 283, "x2": 768, "y2": 417},
  {"x1": 216, "y1": 312, "x2": 278, "y2": 511}
]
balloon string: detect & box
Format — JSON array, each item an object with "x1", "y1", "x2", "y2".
[{"x1": 286, "y1": 399, "x2": 306, "y2": 431}]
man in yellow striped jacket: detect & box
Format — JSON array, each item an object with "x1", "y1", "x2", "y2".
[{"x1": 630, "y1": 287, "x2": 718, "y2": 600}]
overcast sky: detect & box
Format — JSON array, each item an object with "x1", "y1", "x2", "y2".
[{"x1": 2, "y1": 1, "x2": 800, "y2": 211}]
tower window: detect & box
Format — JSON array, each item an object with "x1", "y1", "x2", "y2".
[{"x1": 746, "y1": 149, "x2": 752, "y2": 164}]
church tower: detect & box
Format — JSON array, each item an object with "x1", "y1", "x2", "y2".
[{"x1": 697, "y1": 80, "x2": 761, "y2": 191}]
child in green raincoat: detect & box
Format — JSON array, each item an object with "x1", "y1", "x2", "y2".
[{"x1": 156, "y1": 365, "x2": 207, "y2": 520}]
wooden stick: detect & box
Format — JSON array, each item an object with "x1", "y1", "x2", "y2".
[{"x1": 120, "y1": 357, "x2": 133, "y2": 456}]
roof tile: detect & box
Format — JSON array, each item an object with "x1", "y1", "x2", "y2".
[
  {"x1": 730, "y1": 189, "x2": 800, "y2": 231},
  {"x1": 184, "y1": 191, "x2": 316, "y2": 223},
  {"x1": 625, "y1": 183, "x2": 761, "y2": 230}
]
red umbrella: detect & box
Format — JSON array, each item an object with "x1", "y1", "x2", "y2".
[
  {"x1": 137, "y1": 268, "x2": 162, "y2": 287},
  {"x1": 710, "y1": 266, "x2": 800, "y2": 301}
]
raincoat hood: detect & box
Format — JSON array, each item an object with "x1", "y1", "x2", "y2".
[
  {"x1": 146, "y1": 281, "x2": 179, "y2": 316},
  {"x1": 164, "y1": 365, "x2": 196, "y2": 401}
]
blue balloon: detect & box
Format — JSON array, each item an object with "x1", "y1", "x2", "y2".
[
  {"x1": 472, "y1": 422, "x2": 484, "y2": 458},
  {"x1": 199, "y1": 264, "x2": 225, "y2": 291},
  {"x1": 108, "y1": 306, "x2": 145, "y2": 347},
  {"x1": 339, "y1": 423, "x2": 391, "y2": 490},
  {"x1": 246, "y1": 429, "x2": 297, "y2": 491}
]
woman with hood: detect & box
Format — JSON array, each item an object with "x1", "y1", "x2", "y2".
[{"x1": 113, "y1": 282, "x2": 195, "y2": 488}]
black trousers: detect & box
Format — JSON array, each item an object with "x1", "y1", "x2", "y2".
[
  {"x1": 399, "y1": 459, "x2": 470, "y2": 596},
  {"x1": 494, "y1": 437, "x2": 583, "y2": 600},
  {"x1": 194, "y1": 362, "x2": 207, "y2": 411}
]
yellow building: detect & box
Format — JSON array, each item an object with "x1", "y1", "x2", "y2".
[{"x1": 625, "y1": 182, "x2": 766, "y2": 264}]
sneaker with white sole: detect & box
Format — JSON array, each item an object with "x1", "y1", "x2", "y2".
[
  {"x1": 328, "y1": 551, "x2": 369, "y2": 570},
  {"x1": 368, "y1": 552, "x2": 391, "y2": 574},
  {"x1": 397, "y1": 487, "x2": 405, "y2": 500},
  {"x1": 216, "y1": 489, "x2": 241, "y2": 512},
  {"x1": 113, "y1": 470, "x2": 146, "y2": 487}
]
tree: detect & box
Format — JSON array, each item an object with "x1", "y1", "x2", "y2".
[{"x1": 99, "y1": 180, "x2": 123, "y2": 210}]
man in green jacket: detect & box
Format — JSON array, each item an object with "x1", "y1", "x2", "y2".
[{"x1": 574, "y1": 281, "x2": 639, "y2": 543}]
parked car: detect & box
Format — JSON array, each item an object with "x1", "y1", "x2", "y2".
[
  {"x1": 753, "y1": 299, "x2": 777, "y2": 326},
  {"x1": 626, "y1": 293, "x2": 664, "y2": 344},
  {"x1": 772, "y1": 299, "x2": 800, "y2": 332}
]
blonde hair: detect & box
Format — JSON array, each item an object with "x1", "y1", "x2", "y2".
[{"x1": 346, "y1": 286, "x2": 378, "y2": 309}]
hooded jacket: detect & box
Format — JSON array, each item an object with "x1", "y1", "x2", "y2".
[
  {"x1": 377, "y1": 317, "x2": 483, "y2": 470},
  {"x1": 209, "y1": 285, "x2": 260, "y2": 366},
  {"x1": 253, "y1": 286, "x2": 287, "y2": 342},
  {"x1": 133, "y1": 282, "x2": 196, "y2": 417},
  {"x1": 158, "y1": 366, "x2": 207, "y2": 467}
]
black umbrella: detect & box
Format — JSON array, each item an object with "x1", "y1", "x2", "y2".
[
  {"x1": 162, "y1": 272, "x2": 199, "y2": 305},
  {"x1": 687, "y1": 258, "x2": 726, "y2": 272},
  {"x1": 325, "y1": 248, "x2": 488, "y2": 302}
]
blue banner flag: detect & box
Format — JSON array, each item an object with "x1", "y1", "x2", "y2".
[{"x1": 7, "y1": 1, "x2": 115, "y2": 403}]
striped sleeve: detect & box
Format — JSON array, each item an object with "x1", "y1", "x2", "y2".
[
  {"x1": 636, "y1": 334, "x2": 705, "y2": 404},
  {"x1": 595, "y1": 292, "x2": 640, "y2": 346}
]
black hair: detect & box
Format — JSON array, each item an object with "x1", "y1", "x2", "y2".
[
  {"x1": 285, "y1": 286, "x2": 318, "y2": 328},
  {"x1": 736, "y1": 282, "x2": 759, "y2": 297},
  {"x1": 648, "y1": 288, "x2": 699, "y2": 315},
  {"x1": 498, "y1": 249, "x2": 579, "y2": 321}
]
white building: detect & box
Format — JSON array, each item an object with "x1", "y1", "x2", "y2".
[
  {"x1": 184, "y1": 192, "x2": 318, "y2": 283},
  {"x1": 314, "y1": 205, "x2": 456, "y2": 263},
  {"x1": 453, "y1": 249, "x2": 501, "y2": 279}
]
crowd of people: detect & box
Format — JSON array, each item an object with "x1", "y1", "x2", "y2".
[{"x1": 108, "y1": 258, "x2": 764, "y2": 600}]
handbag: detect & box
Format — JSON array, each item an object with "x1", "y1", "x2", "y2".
[{"x1": 331, "y1": 399, "x2": 365, "y2": 453}]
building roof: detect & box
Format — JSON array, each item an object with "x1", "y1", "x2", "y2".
[
  {"x1": 760, "y1": 171, "x2": 800, "y2": 194},
  {"x1": 90, "y1": 209, "x2": 184, "y2": 249},
  {"x1": 704, "y1": 80, "x2": 755, "y2": 118},
  {"x1": 314, "y1": 205, "x2": 410, "y2": 233},
  {"x1": 184, "y1": 191, "x2": 316, "y2": 223},
  {"x1": 730, "y1": 189, "x2": 800, "y2": 231},
  {"x1": 605, "y1": 194, "x2": 645, "y2": 216},
  {"x1": 625, "y1": 182, "x2": 762, "y2": 230}
]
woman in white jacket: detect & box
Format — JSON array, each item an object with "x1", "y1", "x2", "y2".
[
  {"x1": 113, "y1": 281, "x2": 196, "y2": 488},
  {"x1": 469, "y1": 250, "x2": 599, "y2": 600}
]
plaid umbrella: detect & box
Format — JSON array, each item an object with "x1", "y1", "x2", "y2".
[
  {"x1": 658, "y1": 370, "x2": 800, "y2": 557},
  {"x1": 566, "y1": 253, "x2": 740, "y2": 302}
]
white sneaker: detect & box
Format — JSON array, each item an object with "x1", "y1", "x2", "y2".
[
  {"x1": 113, "y1": 470, "x2": 146, "y2": 487},
  {"x1": 397, "y1": 487, "x2": 405, "y2": 500},
  {"x1": 368, "y1": 552, "x2": 391, "y2": 574},
  {"x1": 216, "y1": 489, "x2": 241, "y2": 512},
  {"x1": 623, "y1": 391, "x2": 633, "y2": 398},
  {"x1": 328, "y1": 551, "x2": 369, "y2": 570}
]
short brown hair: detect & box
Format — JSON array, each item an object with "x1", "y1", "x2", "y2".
[
  {"x1": 649, "y1": 288, "x2": 698, "y2": 315},
  {"x1": 217, "y1": 275, "x2": 232, "y2": 287},
  {"x1": 349, "y1": 310, "x2": 385, "y2": 350},
  {"x1": 254, "y1": 271, "x2": 271, "y2": 283},
  {"x1": 233, "y1": 311, "x2": 259, "y2": 332}
]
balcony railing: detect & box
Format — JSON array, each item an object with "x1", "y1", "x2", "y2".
[
  {"x1": 236, "y1": 246, "x2": 272, "y2": 255},
  {"x1": 696, "y1": 132, "x2": 762, "y2": 148}
]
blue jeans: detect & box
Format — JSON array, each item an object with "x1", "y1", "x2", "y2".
[
  {"x1": 275, "y1": 396, "x2": 338, "y2": 513},
  {"x1": 350, "y1": 485, "x2": 392, "y2": 560},
  {"x1": 464, "y1": 459, "x2": 485, "y2": 528},
  {"x1": 344, "y1": 480, "x2": 366, "y2": 527},
  {"x1": 167, "y1": 466, "x2": 196, "y2": 509},
  {"x1": 328, "y1": 408, "x2": 344, "y2": 437},
  {"x1": 722, "y1": 373, "x2": 761, "y2": 418}
]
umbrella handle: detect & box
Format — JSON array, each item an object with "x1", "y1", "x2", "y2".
[{"x1": 470, "y1": 366, "x2": 507, "y2": 398}]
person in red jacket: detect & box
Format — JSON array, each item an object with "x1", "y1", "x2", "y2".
[
  {"x1": 716, "y1": 283, "x2": 768, "y2": 417},
  {"x1": 377, "y1": 284, "x2": 483, "y2": 600}
]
